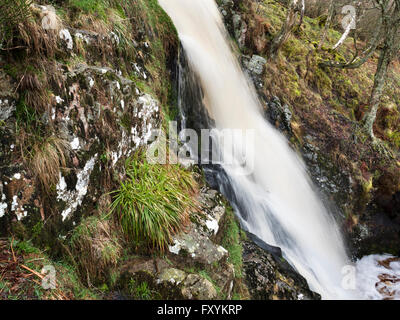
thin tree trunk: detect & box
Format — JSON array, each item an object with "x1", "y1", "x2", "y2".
[
  {"x1": 269, "y1": 0, "x2": 304, "y2": 59},
  {"x1": 318, "y1": 0, "x2": 335, "y2": 50},
  {"x1": 362, "y1": 48, "x2": 391, "y2": 138},
  {"x1": 362, "y1": 1, "x2": 400, "y2": 138}
]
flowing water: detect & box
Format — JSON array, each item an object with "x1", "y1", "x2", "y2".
[{"x1": 159, "y1": 0, "x2": 399, "y2": 300}]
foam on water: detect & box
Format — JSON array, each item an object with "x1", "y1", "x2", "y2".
[{"x1": 356, "y1": 255, "x2": 400, "y2": 300}]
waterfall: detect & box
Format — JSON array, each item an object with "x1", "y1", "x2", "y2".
[{"x1": 159, "y1": 0, "x2": 396, "y2": 300}]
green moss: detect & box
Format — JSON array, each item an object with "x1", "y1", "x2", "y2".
[
  {"x1": 13, "y1": 239, "x2": 41, "y2": 255},
  {"x1": 69, "y1": 215, "x2": 122, "y2": 284},
  {"x1": 68, "y1": 0, "x2": 108, "y2": 20},
  {"x1": 314, "y1": 67, "x2": 333, "y2": 98},
  {"x1": 220, "y1": 205, "x2": 243, "y2": 279}
]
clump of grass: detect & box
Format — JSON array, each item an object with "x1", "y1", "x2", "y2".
[
  {"x1": 110, "y1": 151, "x2": 197, "y2": 252},
  {"x1": 29, "y1": 136, "x2": 70, "y2": 193},
  {"x1": 1, "y1": 2, "x2": 60, "y2": 57},
  {"x1": 0, "y1": 0, "x2": 33, "y2": 42},
  {"x1": 69, "y1": 215, "x2": 122, "y2": 284}
]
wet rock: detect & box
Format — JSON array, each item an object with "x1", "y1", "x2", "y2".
[
  {"x1": 265, "y1": 96, "x2": 293, "y2": 135},
  {"x1": 232, "y1": 14, "x2": 247, "y2": 49},
  {"x1": 243, "y1": 240, "x2": 321, "y2": 300},
  {"x1": 301, "y1": 138, "x2": 352, "y2": 214},
  {"x1": 246, "y1": 55, "x2": 267, "y2": 75}
]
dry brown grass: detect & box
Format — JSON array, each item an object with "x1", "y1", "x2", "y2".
[
  {"x1": 21, "y1": 72, "x2": 52, "y2": 113},
  {"x1": 30, "y1": 136, "x2": 71, "y2": 193},
  {"x1": 2, "y1": 4, "x2": 62, "y2": 58}
]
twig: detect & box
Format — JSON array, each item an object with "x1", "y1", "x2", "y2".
[
  {"x1": 10, "y1": 237, "x2": 16, "y2": 263},
  {"x1": 24, "y1": 258, "x2": 45, "y2": 264},
  {"x1": 14, "y1": 71, "x2": 26, "y2": 95},
  {"x1": 20, "y1": 264, "x2": 44, "y2": 279}
]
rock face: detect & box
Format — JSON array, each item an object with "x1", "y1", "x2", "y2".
[
  {"x1": 243, "y1": 239, "x2": 321, "y2": 300},
  {"x1": 0, "y1": 3, "x2": 171, "y2": 243}
]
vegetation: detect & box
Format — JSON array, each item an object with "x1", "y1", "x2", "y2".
[
  {"x1": 220, "y1": 206, "x2": 243, "y2": 279},
  {"x1": 69, "y1": 215, "x2": 122, "y2": 284},
  {"x1": 0, "y1": 238, "x2": 98, "y2": 300},
  {"x1": 110, "y1": 151, "x2": 197, "y2": 252},
  {"x1": 0, "y1": 0, "x2": 33, "y2": 43},
  {"x1": 127, "y1": 279, "x2": 155, "y2": 300},
  {"x1": 30, "y1": 136, "x2": 71, "y2": 193}
]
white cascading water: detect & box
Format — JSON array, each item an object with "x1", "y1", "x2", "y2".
[{"x1": 159, "y1": 0, "x2": 399, "y2": 300}]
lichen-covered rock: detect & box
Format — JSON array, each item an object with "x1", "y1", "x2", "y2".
[
  {"x1": 181, "y1": 274, "x2": 217, "y2": 300},
  {"x1": 112, "y1": 186, "x2": 237, "y2": 300},
  {"x1": 0, "y1": 2, "x2": 165, "y2": 246},
  {"x1": 169, "y1": 228, "x2": 229, "y2": 265},
  {"x1": 168, "y1": 187, "x2": 229, "y2": 265},
  {"x1": 157, "y1": 268, "x2": 186, "y2": 285},
  {"x1": 245, "y1": 55, "x2": 267, "y2": 75},
  {"x1": 243, "y1": 240, "x2": 320, "y2": 300},
  {"x1": 265, "y1": 96, "x2": 293, "y2": 135}
]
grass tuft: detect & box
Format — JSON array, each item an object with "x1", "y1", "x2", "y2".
[
  {"x1": 110, "y1": 151, "x2": 197, "y2": 253},
  {"x1": 29, "y1": 136, "x2": 71, "y2": 193}
]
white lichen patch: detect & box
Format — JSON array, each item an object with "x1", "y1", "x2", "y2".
[
  {"x1": 0, "y1": 185, "x2": 7, "y2": 218},
  {"x1": 217, "y1": 246, "x2": 228, "y2": 255},
  {"x1": 13, "y1": 173, "x2": 21, "y2": 180},
  {"x1": 55, "y1": 96, "x2": 64, "y2": 104},
  {"x1": 205, "y1": 217, "x2": 219, "y2": 235},
  {"x1": 132, "y1": 63, "x2": 147, "y2": 80},
  {"x1": 10, "y1": 195, "x2": 28, "y2": 221},
  {"x1": 59, "y1": 29, "x2": 73, "y2": 50},
  {"x1": 110, "y1": 32, "x2": 120, "y2": 45},
  {"x1": 169, "y1": 239, "x2": 183, "y2": 255},
  {"x1": 0, "y1": 202, "x2": 7, "y2": 218},
  {"x1": 136, "y1": 94, "x2": 159, "y2": 118},
  {"x1": 56, "y1": 155, "x2": 97, "y2": 221},
  {"x1": 88, "y1": 77, "x2": 95, "y2": 88},
  {"x1": 110, "y1": 94, "x2": 159, "y2": 166},
  {"x1": 70, "y1": 137, "x2": 80, "y2": 150},
  {"x1": 74, "y1": 32, "x2": 91, "y2": 45}
]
